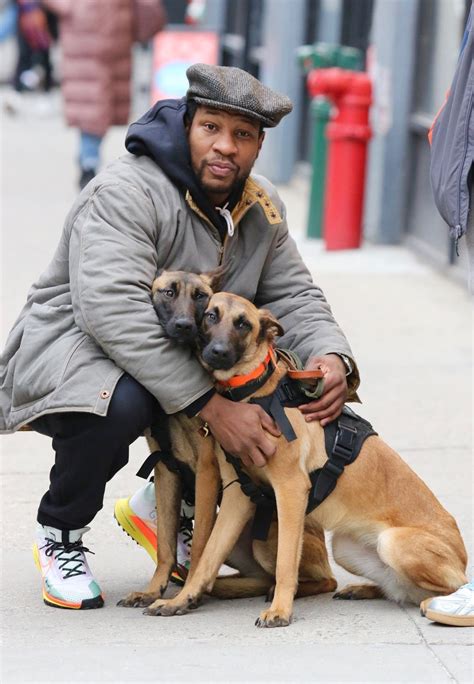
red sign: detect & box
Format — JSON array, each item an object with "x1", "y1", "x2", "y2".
[{"x1": 151, "y1": 30, "x2": 219, "y2": 104}]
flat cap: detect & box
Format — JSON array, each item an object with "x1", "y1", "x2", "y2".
[{"x1": 186, "y1": 63, "x2": 293, "y2": 128}]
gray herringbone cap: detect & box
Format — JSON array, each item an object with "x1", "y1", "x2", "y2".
[{"x1": 186, "y1": 63, "x2": 293, "y2": 128}]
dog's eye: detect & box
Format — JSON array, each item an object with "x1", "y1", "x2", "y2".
[
  {"x1": 205, "y1": 311, "x2": 217, "y2": 322},
  {"x1": 162, "y1": 289, "x2": 174, "y2": 298},
  {"x1": 235, "y1": 318, "x2": 251, "y2": 331},
  {"x1": 194, "y1": 291, "x2": 207, "y2": 301}
]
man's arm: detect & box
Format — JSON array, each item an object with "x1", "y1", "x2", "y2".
[
  {"x1": 255, "y1": 204, "x2": 360, "y2": 421},
  {"x1": 68, "y1": 182, "x2": 214, "y2": 414}
]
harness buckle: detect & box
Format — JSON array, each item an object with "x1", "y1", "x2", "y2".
[
  {"x1": 279, "y1": 380, "x2": 298, "y2": 402},
  {"x1": 325, "y1": 460, "x2": 344, "y2": 477},
  {"x1": 333, "y1": 424, "x2": 357, "y2": 461}
]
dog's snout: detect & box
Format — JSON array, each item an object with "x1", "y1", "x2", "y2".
[
  {"x1": 202, "y1": 341, "x2": 235, "y2": 370},
  {"x1": 209, "y1": 343, "x2": 229, "y2": 360},
  {"x1": 175, "y1": 318, "x2": 193, "y2": 333}
]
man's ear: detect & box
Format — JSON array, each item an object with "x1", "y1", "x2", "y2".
[{"x1": 258, "y1": 308, "x2": 284, "y2": 342}]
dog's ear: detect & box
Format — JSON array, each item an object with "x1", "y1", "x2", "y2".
[
  {"x1": 199, "y1": 263, "x2": 230, "y2": 293},
  {"x1": 258, "y1": 309, "x2": 284, "y2": 342},
  {"x1": 151, "y1": 269, "x2": 164, "y2": 296}
]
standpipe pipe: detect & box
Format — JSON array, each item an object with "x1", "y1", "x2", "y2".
[{"x1": 307, "y1": 68, "x2": 372, "y2": 250}]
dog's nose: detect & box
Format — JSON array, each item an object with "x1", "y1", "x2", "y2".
[
  {"x1": 209, "y1": 343, "x2": 230, "y2": 360},
  {"x1": 174, "y1": 318, "x2": 193, "y2": 333}
]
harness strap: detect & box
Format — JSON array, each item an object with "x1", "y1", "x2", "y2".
[
  {"x1": 249, "y1": 372, "x2": 327, "y2": 442},
  {"x1": 306, "y1": 407, "x2": 376, "y2": 513},
  {"x1": 136, "y1": 416, "x2": 196, "y2": 506},
  {"x1": 251, "y1": 391, "x2": 297, "y2": 442},
  {"x1": 224, "y1": 452, "x2": 276, "y2": 541},
  {"x1": 225, "y1": 406, "x2": 377, "y2": 540}
]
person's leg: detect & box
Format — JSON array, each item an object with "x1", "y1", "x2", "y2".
[
  {"x1": 34, "y1": 374, "x2": 159, "y2": 529},
  {"x1": 31, "y1": 374, "x2": 160, "y2": 609},
  {"x1": 13, "y1": 27, "x2": 33, "y2": 91},
  {"x1": 78, "y1": 130, "x2": 102, "y2": 189}
]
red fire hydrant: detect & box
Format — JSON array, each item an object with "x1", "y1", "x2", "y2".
[{"x1": 307, "y1": 68, "x2": 372, "y2": 250}]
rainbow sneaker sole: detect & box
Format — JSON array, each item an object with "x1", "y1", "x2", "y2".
[
  {"x1": 32, "y1": 543, "x2": 104, "y2": 610},
  {"x1": 114, "y1": 496, "x2": 188, "y2": 586}
]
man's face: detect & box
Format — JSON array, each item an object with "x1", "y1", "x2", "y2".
[{"x1": 187, "y1": 106, "x2": 264, "y2": 206}]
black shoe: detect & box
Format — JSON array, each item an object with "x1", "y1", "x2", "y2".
[{"x1": 79, "y1": 168, "x2": 96, "y2": 190}]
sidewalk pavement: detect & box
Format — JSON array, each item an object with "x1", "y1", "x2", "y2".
[{"x1": 1, "y1": 91, "x2": 473, "y2": 683}]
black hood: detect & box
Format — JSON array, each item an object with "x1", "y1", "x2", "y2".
[{"x1": 125, "y1": 98, "x2": 245, "y2": 238}]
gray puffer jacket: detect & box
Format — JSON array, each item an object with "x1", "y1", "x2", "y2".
[{"x1": 0, "y1": 155, "x2": 359, "y2": 433}]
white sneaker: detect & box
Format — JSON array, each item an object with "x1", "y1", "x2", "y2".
[
  {"x1": 420, "y1": 582, "x2": 474, "y2": 627},
  {"x1": 33, "y1": 525, "x2": 104, "y2": 609},
  {"x1": 114, "y1": 482, "x2": 193, "y2": 585}
]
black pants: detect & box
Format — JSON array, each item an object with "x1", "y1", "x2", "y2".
[{"x1": 32, "y1": 375, "x2": 160, "y2": 530}]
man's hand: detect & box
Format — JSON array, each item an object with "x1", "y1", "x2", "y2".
[
  {"x1": 199, "y1": 393, "x2": 281, "y2": 468},
  {"x1": 298, "y1": 354, "x2": 348, "y2": 426}
]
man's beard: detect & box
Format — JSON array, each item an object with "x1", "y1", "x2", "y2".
[{"x1": 195, "y1": 160, "x2": 249, "y2": 202}]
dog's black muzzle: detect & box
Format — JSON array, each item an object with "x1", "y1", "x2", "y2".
[
  {"x1": 166, "y1": 317, "x2": 198, "y2": 344},
  {"x1": 201, "y1": 341, "x2": 237, "y2": 370}
]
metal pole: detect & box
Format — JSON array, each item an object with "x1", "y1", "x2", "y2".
[
  {"x1": 363, "y1": 0, "x2": 419, "y2": 244},
  {"x1": 255, "y1": 0, "x2": 306, "y2": 184}
]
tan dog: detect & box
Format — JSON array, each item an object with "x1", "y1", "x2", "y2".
[
  {"x1": 143, "y1": 292, "x2": 468, "y2": 627},
  {"x1": 119, "y1": 270, "x2": 222, "y2": 607},
  {"x1": 120, "y1": 273, "x2": 336, "y2": 608}
]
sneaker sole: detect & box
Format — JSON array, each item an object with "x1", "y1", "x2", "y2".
[
  {"x1": 114, "y1": 497, "x2": 157, "y2": 561},
  {"x1": 32, "y1": 544, "x2": 104, "y2": 610},
  {"x1": 421, "y1": 604, "x2": 474, "y2": 627},
  {"x1": 114, "y1": 497, "x2": 186, "y2": 586}
]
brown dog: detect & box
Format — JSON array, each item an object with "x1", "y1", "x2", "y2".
[
  {"x1": 119, "y1": 273, "x2": 336, "y2": 608},
  {"x1": 118, "y1": 269, "x2": 222, "y2": 607},
  {"x1": 143, "y1": 292, "x2": 468, "y2": 626}
]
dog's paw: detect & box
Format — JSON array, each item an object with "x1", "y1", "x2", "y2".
[
  {"x1": 117, "y1": 591, "x2": 162, "y2": 608},
  {"x1": 143, "y1": 595, "x2": 199, "y2": 617},
  {"x1": 255, "y1": 608, "x2": 291, "y2": 628},
  {"x1": 333, "y1": 583, "x2": 383, "y2": 600}
]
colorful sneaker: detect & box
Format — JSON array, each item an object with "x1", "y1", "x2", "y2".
[
  {"x1": 175, "y1": 502, "x2": 193, "y2": 583},
  {"x1": 33, "y1": 525, "x2": 104, "y2": 610},
  {"x1": 420, "y1": 583, "x2": 474, "y2": 627},
  {"x1": 114, "y1": 481, "x2": 193, "y2": 585}
]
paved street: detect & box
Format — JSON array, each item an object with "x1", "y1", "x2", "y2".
[{"x1": 0, "y1": 91, "x2": 473, "y2": 683}]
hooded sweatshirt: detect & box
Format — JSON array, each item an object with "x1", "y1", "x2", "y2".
[{"x1": 126, "y1": 97, "x2": 246, "y2": 242}]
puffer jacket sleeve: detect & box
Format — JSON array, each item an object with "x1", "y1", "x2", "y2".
[
  {"x1": 254, "y1": 206, "x2": 360, "y2": 400},
  {"x1": 69, "y1": 181, "x2": 213, "y2": 414},
  {"x1": 41, "y1": 0, "x2": 73, "y2": 16}
]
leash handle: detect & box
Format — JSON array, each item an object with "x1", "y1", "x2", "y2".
[{"x1": 287, "y1": 369, "x2": 324, "y2": 381}]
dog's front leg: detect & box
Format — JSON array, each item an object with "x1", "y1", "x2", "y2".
[
  {"x1": 256, "y1": 471, "x2": 310, "y2": 628},
  {"x1": 187, "y1": 438, "x2": 220, "y2": 579},
  {"x1": 144, "y1": 468, "x2": 255, "y2": 617},
  {"x1": 118, "y1": 462, "x2": 181, "y2": 607}
]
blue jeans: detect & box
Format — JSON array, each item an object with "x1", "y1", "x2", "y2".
[{"x1": 79, "y1": 131, "x2": 102, "y2": 171}]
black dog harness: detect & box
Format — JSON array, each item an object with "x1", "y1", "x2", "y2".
[
  {"x1": 136, "y1": 348, "x2": 377, "y2": 540},
  {"x1": 219, "y1": 352, "x2": 377, "y2": 541},
  {"x1": 136, "y1": 419, "x2": 196, "y2": 507}
]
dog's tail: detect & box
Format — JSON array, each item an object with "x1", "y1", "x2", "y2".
[{"x1": 210, "y1": 574, "x2": 273, "y2": 600}]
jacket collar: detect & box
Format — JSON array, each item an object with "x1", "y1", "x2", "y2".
[{"x1": 185, "y1": 177, "x2": 282, "y2": 231}]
